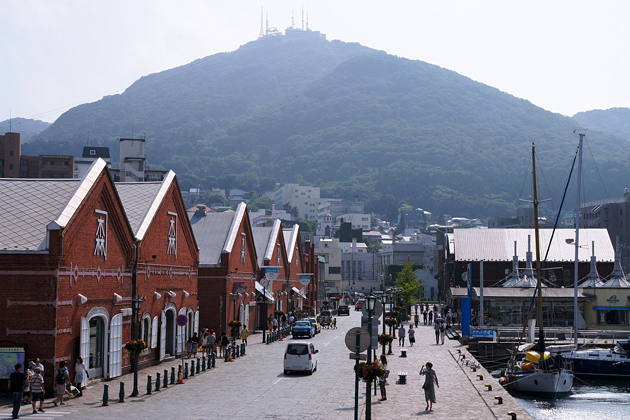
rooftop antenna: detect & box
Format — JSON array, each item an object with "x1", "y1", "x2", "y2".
[
  {"x1": 302, "y1": 7, "x2": 304, "y2": 30},
  {"x1": 292, "y1": 10, "x2": 295, "y2": 28},
  {"x1": 259, "y1": 7, "x2": 264, "y2": 38},
  {"x1": 266, "y1": 12, "x2": 269, "y2": 35},
  {"x1": 306, "y1": 7, "x2": 309, "y2": 31}
]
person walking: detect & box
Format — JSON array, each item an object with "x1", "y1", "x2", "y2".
[
  {"x1": 378, "y1": 355, "x2": 388, "y2": 401},
  {"x1": 191, "y1": 332, "x2": 199, "y2": 358},
  {"x1": 423, "y1": 310, "x2": 427, "y2": 325},
  {"x1": 420, "y1": 362, "x2": 439, "y2": 411},
  {"x1": 408, "y1": 325, "x2": 416, "y2": 346},
  {"x1": 220, "y1": 332, "x2": 230, "y2": 357},
  {"x1": 398, "y1": 324, "x2": 406, "y2": 346},
  {"x1": 439, "y1": 320, "x2": 446, "y2": 344},
  {"x1": 9, "y1": 363, "x2": 27, "y2": 419},
  {"x1": 73, "y1": 356, "x2": 89, "y2": 397},
  {"x1": 53, "y1": 361, "x2": 70, "y2": 406},
  {"x1": 30, "y1": 366, "x2": 45, "y2": 413},
  {"x1": 414, "y1": 313, "x2": 419, "y2": 328},
  {"x1": 241, "y1": 326, "x2": 248, "y2": 345},
  {"x1": 22, "y1": 361, "x2": 34, "y2": 406},
  {"x1": 434, "y1": 320, "x2": 440, "y2": 345},
  {"x1": 428, "y1": 310, "x2": 433, "y2": 325}
]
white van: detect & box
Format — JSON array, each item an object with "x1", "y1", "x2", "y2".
[{"x1": 283, "y1": 341, "x2": 318, "y2": 375}]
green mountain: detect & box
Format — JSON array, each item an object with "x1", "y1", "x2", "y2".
[
  {"x1": 23, "y1": 32, "x2": 630, "y2": 219},
  {"x1": 0, "y1": 118, "x2": 50, "y2": 142},
  {"x1": 573, "y1": 107, "x2": 630, "y2": 141}
]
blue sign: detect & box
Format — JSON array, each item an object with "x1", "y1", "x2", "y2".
[
  {"x1": 471, "y1": 328, "x2": 496, "y2": 338},
  {"x1": 176, "y1": 315, "x2": 188, "y2": 326}
]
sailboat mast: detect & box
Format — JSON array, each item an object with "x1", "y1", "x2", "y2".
[
  {"x1": 574, "y1": 133, "x2": 584, "y2": 345},
  {"x1": 531, "y1": 143, "x2": 544, "y2": 343}
]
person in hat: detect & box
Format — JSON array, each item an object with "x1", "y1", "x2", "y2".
[
  {"x1": 30, "y1": 366, "x2": 45, "y2": 413},
  {"x1": 34, "y1": 358, "x2": 44, "y2": 372}
]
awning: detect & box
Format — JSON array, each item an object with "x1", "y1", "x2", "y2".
[
  {"x1": 292, "y1": 286, "x2": 307, "y2": 299},
  {"x1": 255, "y1": 281, "x2": 275, "y2": 302},
  {"x1": 593, "y1": 306, "x2": 630, "y2": 311}
]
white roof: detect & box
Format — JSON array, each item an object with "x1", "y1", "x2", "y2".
[{"x1": 454, "y1": 228, "x2": 614, "y2": 262}]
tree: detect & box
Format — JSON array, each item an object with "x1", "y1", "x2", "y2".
[
  {"x1": 282, "y1": 203, "x2": 299, "y2": 219},
  {"x1": 396, "y1": 256, "x2": 423, "y2": 307}
]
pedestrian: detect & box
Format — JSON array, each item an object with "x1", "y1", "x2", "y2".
[
  {"x1": 53, "y1": 360, "x2": 70, "y2": 406},
  {"x1": 378, "y1": 355, "x2": 388, "y2": 401},
  {"x1": 281, "y1": 313, "x2": 287, "y2": 327},
  {"x1": 446, "y1": 310, "x2": 453, "y2": 328},
  {"x1": 439, "y1": 320, "x2": 446, "y2": 344},
  {"x1": 414, "y1": 313, "x2": 419, "y2": 328},
  {"x1": 272, "y1": 317, "x2": 278, "y2": 331},
  {"x1": 434, "y1": 320, "x2": 440, "y2": 345},
  {"x1": 34, "y1": 358, "x2": 44, "y2": 373},
  {"x1": 9, "y1": 363, "x2": 27, "y2": 419},
  {"x1": 191, "y1": 332, "x2": 199, "y2": 357},
  {"x1": 22, "y1": 361, "x2": 34, "y2": 406},
  {"x1": 428, "y1": 310, "x2": 433, "y2": 325},
  {"x1": 30, "y1": 366, "x2": 45, "y2": 413},
  {"x1": 414, "y1": 302, "x2": 419, "y2": 314},
  {"x1": 207, "y1": 330, "x2": 217, "y2": 356},
  {"x1": 267, "y1": 315, "x2": 274, "y2": 331},
  {"x1": 423, "y1": 310, "x2": 427, "y2": 325},
  {"x1": 220, "y1": 332, "x2": 229, "y2": 357},
  {"x1": 332, "y1": 317, "x2": 337, "y2": 329},
  {"x1": 420, "y1": 362, "x2": 439, "y2": 411},
  {"x1": 408, "y1": 325, "x2": 415, "y2": 346},
  {"x1": 241, "y1": 326, "x2": 248, "y2": 345},
  {"x1": 73, "y1": 356, "x2": 89, "y2": 398},
  {"x1": 398, "y1": 324, "x2": 406, "y2": 346}
]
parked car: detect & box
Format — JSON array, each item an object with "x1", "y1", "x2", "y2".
[
  {"x1": 305, "y1": 317, "x2": 321, "y2": 333},
  {"x1": 292, "y1": 320, "x2": 315, "y2": 338},
  {"x1": 355, "y1": 300, "x2": 364, "y2": 311},
  {"x1": 284, "y1": 341, "x2": 318, "y2": 375},
  {"x1": 338, "y1": 305, "x2": 350, "y2": 315}
]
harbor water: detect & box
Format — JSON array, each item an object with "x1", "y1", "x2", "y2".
[{"x1": 513, "y1": 378, "x2": 630, "y2": 420}]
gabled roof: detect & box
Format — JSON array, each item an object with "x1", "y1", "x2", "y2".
[
  {"x1": 189, "y1": 208, "x2": 236, "y2": 266},
  {"x1": 252, "y1": 219, "x2": 282, "y2": 268},
  {"x1": 453, "y1": 228, "x2": 615, "y2": 262},
  {"x1": 115, "y1": 171, "x2": 176, "y2": 240},
  {"x1": 0, "y1": 158, "x2": 106, "y2": 252},
  {"x1": 283, "y1": 225, "x2": 300, "y2": 264}
]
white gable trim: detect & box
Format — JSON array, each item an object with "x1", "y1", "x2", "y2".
[
  {"x1": 135, "y1": 170, "x2": 176, "y2": 240},
  {"x1": 223, "y1": 202, "x2": 246, "y2": 254}
]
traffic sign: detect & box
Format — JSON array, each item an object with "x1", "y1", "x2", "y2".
[
  {"x1": 260, "y1": 278, "x2": 271, "y2": 288},
  {"x1": 299, "y1": 274, "x2": 311, "y2": 286},
  {"x1": 362, "y1": 299, "x2": 383, "y2": 318},
  {"x1": 349, "y1": 353, "x2": 367, "y2": 361},
  {"x1": 344, "y1": 327, "x2": 370, "y2": 353},
  {"x1": 264, "y1": 267, "x2": 279, "y2": 281},
  {"x1": 176, "y1": 314, "x2": 188, "y2": 326}
]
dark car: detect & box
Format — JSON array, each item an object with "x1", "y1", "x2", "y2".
[{"x1": 338, "y1": 305, "x2": 350, "y2": 315}]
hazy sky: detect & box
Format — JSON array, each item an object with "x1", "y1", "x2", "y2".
[{"x1": 1, "y1": 0, "x2": 628, "y2": 123}]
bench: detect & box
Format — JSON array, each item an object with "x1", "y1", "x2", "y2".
[{"x1": 397, "y1": 371, "x2": 408, "y2": 385}]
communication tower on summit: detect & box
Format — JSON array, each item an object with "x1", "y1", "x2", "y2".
[{"x1": 258, "y1": 7, "x2": 264, "y2": 38}]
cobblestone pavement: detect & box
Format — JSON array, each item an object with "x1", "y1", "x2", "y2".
[{"x1": 1, "y1": 311, "x2": 532, "y2": 420}]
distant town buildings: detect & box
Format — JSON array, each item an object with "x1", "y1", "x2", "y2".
[{"x1": 1, "y1": 131, "x2": 73, "y2": 179}]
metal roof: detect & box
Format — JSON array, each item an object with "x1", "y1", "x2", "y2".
[
  {"x1": 453, "y1": 228, "x2": 614, "y2": 263},
  {"x1": 189, "y1": 208, "x2": 235, "y2": 266},
  {"x1": 449, "y1": 287, "x2": 592, "y2": 299}
]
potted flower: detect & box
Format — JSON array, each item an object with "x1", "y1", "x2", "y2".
[
  {"x1": 274, "y1": 310, "x2": 285, "y2": 317},
  {"x1": 385, "y1": 318, "x2": 398, "y2": 327},
  {"x1": 228, "y1": 320, "x2": 242, "y2": 329},
  {"x1": 124, "y1": 339, "x2": 147, "y2": 357},
  {"x1": 355, "y1": 361, "x2": 385, "y2": 382},
  {"x1": 378, "y1": 334, "x2": 394, "y2": 345}
]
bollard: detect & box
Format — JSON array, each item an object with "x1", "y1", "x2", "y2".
[
  {"x1": 507, "y1": 412, "x2": 517, "y2": 420},
  {"x1": 196, "y1": 358, "x2": 201, "y2": 374},
  {"x1": 102, "y1": 383, "x2": 109, "y2": 406},
  {"x1": 471, "y1": 366, "x2": 477, "y2": 372},
  {"x1": 202, "y1": 355, "x2": 206, "y2": 371},
  {"x1": 177, "y1": 365, "x2": 184, "y2": 384},
  {"x1": 147, "y1": 375, "x2": 152, "y2": 395},
  {"x1": 171, "y1": 367, "x2": 176, "y2": 385},
  {"x1": 477, "y1": 374, "x2": 483, "y2": 381},
  {"x1": 155, "y1": 373, "x2": 160, "y2": 392},
  {"x1": 118, "y1": 381, "x2": 125, "y2": 403},
  {"x1": 163, "y1": 369, "x2": 168, "y2": 388},
  {"x1": 224, "y1": 349, "x2": 229, "y2": 362},
  {"x1": 485, "y1": 384, "x2": 492, "y2": 391},
  {"x1": 235, "y1": 345, "x2": 239, "y2": 358},
  {"x1": 241, "y1": 343, "x2": 246, "y2": 355},
  {"x1": 184, "y1": 362, "x2": 189, "y2": 379},
  {"x1": 190, "y1": 360, "x2": 195, "y2": 376},
  {"x1": 401, "y1": 350, "x2": 407, "y2": 358},
  {"x1": 211, "y1": 352, "x2": 216, "y2": 368},
  {"x1": 494, "y1": 396, "x2": 503, "y2": 405}
]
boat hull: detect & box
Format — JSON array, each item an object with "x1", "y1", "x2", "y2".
[
  {"x1": 506, "y1": 368, "x2": 573, "y2": 399},
  {"x1": 565, "y1": 349, "x2": 630, "y2": 378}
]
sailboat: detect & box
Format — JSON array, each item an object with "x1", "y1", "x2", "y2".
[{"x1": 502, "y1": 143, "x2": 574, "y2": 398}]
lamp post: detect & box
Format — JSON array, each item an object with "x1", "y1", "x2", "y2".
[
  {"x1": 381, "y1": 294, "x2": 388, "y2": 355},
  {"x1": 130, "y1": 297, "x2": 145, "y2": 397},
  {"x1": 365, "y1": 294, "x2": 376, "y2": 420}
]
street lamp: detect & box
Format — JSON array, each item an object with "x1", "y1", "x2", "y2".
[
  {"x1": 381, "y1": 294, "x2": 388, "y2": 356},
  {"x1": 230, "y1": 293, "x2": 238, "y2": 353},
  {"x1": 365, "y1": 294, "x2": 377, "y2": 420},
  {"x1": 130, "y1": 297, "x2": 145, "y2": 397}
]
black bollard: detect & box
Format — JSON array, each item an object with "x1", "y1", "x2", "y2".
[
  {"x1": 170, "y1": 367, "x2": 175, "y2": 385},
  {"x1": 184, "y1": 362, "x2": 189, "y2": 379},
  {"x1": 241, "y1": 343, "x2": 246, "y2": 355},
  {"x1": 211, "y1": 352, "x2": 216, "y2": 368},
  {"x1": 102, "y1": 383, "x2": 109, "y2": 406},
  {"x1": 147, "y1": 375, "x2": 152, "y2": 395},
  {"x1": 190, "y1": 360, "x2": 195, "y2": 376},
  {"x1": 119, "y1": 381, "x2": 125, "y2": 403},
  {"x1": 196, "y1": 358, "x2": 201, "y2": 374},
  {"x1": 163, "y1": 369, "x2": 168, "y2": 388},
  {"x1": 224, "y1": 349, "x2": 229, "y2": 362},
  {"x1": 202, "y1": 355, "x2": 206, "y2": 371},
  {"x1": 155, "y1": 373, "x2": 160, "y2": 392}
]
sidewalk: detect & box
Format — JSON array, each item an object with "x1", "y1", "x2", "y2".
[{"x1": 361, "y1": 320, "x2": 533, "y2": 420}]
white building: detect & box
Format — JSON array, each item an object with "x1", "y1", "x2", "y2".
[
  {"x1": 314, "y1": 237, "x2": 342, "y2": 296},
  {"x1": 337, "y1": 213, "x2": 371, "y2": 231},
  {"x1": 274, "y1": 183, "x2": 322, "y2": 221}
]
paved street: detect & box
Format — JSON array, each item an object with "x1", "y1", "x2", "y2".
[{"x1": 1, "y1": 309, "x2": 532, "y2": 420}]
